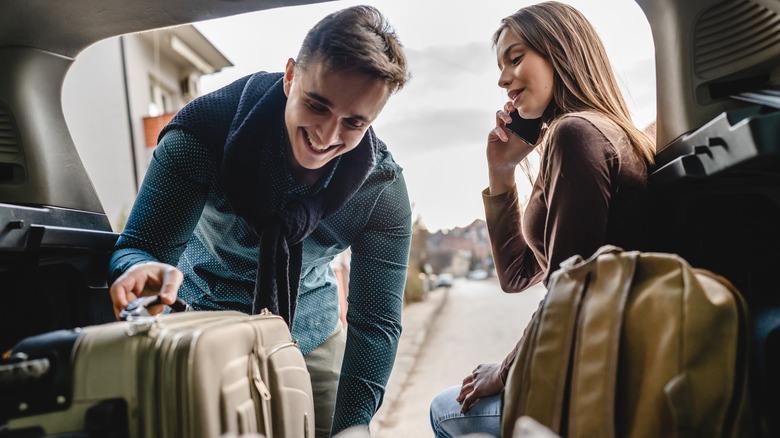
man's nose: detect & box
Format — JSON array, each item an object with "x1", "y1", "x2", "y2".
[{"x1": 318, "y1": 118, "x2": 340, "y2": 145}]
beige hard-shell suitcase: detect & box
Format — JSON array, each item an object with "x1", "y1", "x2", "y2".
[{"x1": 1, "y1": 305, "x2": 314, "y2": 438}]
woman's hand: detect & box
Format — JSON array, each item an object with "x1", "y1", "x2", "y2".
[
  {"x1": 456, "y1": 362, "x2": 505, "y2": 413},
  {"x1": 109, "y1": 261, "x2": 184, "y2": 319},
  {"x1": 486, "y1": 101, "x2": 538, "y2": 195}
]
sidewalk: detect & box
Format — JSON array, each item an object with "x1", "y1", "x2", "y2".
[{"x1": 370, "y1": 286, "x2": 450, "y2": 435}]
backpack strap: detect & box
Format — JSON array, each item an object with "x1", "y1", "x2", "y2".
[
  {"x1": 567, "y1": 249, "x2": 638, "y2": 438},
  {"x1": 500, "y1": 244, "x2": 629, "y2": 437},
  {"x1": 520, "y1": 268, "x2": 586, "y2": 432},
  {"x1": 501, "y1": 298, "x2": 545, "y2": 438},
  {"x1": 505, "y1": 248, "x2": 622, "y2": 434}
]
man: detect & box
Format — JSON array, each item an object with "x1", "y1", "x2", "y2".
[{"x1": 108, "y1": 6, "x2": 412, "y2": 436}]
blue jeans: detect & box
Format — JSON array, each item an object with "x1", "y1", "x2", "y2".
[{"x1": 429, "y1": 385, "x2": 501, "y2": 438}]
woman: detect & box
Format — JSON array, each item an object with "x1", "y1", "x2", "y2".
[{"x1": 430, "y1": 2, "x2": 654, "y2": 437}]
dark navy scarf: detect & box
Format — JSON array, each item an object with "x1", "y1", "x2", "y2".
[{"x1": 160, "y1": 72, "x2": 384, "y2": 327}]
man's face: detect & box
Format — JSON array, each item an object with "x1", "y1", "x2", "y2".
[{"x1": 283, "y1": 58, "x2": 390, "y2": 181}]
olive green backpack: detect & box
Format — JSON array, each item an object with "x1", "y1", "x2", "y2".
[{"x1": 501, "y1": 245, "x2": 752, "y2": 438}]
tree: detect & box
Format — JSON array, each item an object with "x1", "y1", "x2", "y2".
[{"x1": 404, "y1": 214, "x2": 430, "y2": 304}]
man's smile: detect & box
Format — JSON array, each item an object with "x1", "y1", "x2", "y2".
[{"x1": 303, "y1": 128, "x2": 338, "y2": 153}]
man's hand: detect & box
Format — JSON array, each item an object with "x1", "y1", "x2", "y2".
[
  {"x1": 109, "y1": 262, "x2": 184, "y2": 319},
  {"x1": 456, "y1": 362, "x2": 505, "y2": 413}
]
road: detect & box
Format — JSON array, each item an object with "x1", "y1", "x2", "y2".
[{"x1": 371, "y1": 277, "x2": 546, "y2": 437}]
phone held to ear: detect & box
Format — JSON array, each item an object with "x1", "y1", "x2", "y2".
[{"x1": 505, "y1": 111, "x2": 543, "y2": 146}]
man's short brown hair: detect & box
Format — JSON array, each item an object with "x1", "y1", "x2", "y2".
[{"x1": 297, "y1": 5, "x2": 409, "y2": 93}]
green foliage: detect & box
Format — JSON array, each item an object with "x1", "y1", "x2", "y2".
[
  {"x1": 404, "y1": 266, "x2": 426, "y2": 304},
  {"x1": 404, "y1": 213, "x2": 430, "y2": 304},
  {"x1": 114, "y1": 207, "x2": 129, "y2": 232}
]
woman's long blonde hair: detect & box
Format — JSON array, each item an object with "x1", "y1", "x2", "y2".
[{"x1": 493, "y1": 1, "x2": 655, "y2": 169}]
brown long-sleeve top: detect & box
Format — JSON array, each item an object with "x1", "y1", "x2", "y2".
[{"x1": 482, "y1": 111, "x2": 649, "y2": 381}]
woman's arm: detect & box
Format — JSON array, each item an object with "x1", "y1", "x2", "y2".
[{"x1": 483, "y1": 186, "x2": 544, "y2": 292}]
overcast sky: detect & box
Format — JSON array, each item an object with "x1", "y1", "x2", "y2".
[{"x1": 195, "y1": 0, "x2": 656, "y2": 232}]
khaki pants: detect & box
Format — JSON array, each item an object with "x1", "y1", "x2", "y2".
[{"x1": 304, "y1": 322, "x2": 346, "y2": 438}]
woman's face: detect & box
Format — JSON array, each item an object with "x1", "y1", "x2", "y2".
[
  {"x1": 496, "y1": 28, "x2": 555, "y2": 119},
  {"x1": 283, "y1": 58, "x2": 389, "y2": 183}
]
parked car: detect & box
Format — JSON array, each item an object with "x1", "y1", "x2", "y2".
[
  {"x1": 0, "y1": 0, "x2": 779, "y2": 436},
  {"x1": 466, "y1": 269, "x2": 488, "y2": 281},
  {"x1": 435, "y1": 273, "x2": 454, "y2": 288}
]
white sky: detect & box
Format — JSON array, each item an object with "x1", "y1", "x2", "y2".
[{"x1": 195, "y1": 0, "x2": 656, "y2": 232}]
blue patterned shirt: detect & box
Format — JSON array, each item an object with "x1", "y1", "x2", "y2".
[{"x1": 109, "y1": 128, "x2": 412, "y2": 433}]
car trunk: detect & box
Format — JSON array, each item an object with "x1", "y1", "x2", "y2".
[
  {"x1": 0, "y1": 203, "x2": 117, "y2": 353},
  {"x1": 0, "y1": 43, "x2": 120, "y2": 353},
  {"x1": 645, "y1": 102, "x2": 780, "y2": 436},
  {"x1": 637, "y1": 0, "x2": 780, "y2": 435}
]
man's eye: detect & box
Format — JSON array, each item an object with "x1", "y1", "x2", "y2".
[
  {"x1": 308, "y1": 102, "x2": 328, "y2": 114},
  {"x1": 345, "y1": 120, "x2": 364, "y2": 130}
]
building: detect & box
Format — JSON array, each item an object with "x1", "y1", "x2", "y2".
[
  {"x1": 427, "y1": 219, "x2": 492, "y2": 277},
  {"x1": 62, "y1": 25, "x2": 232, "y2": 231}
]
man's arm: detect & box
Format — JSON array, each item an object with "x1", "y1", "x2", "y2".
[
  {"x1": 109, "y1": 129, "x2": 212, "y2": 285},
  {"x1": 330, "y1": 172, "x2": 412, "y2": 435}
]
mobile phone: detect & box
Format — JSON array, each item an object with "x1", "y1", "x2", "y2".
[{"x1": 505, "y1": 111, "x2": 543, "y2": 145}]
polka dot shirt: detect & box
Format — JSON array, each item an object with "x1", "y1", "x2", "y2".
[{"x1": 109, "y1": 128, "x2": 413, "y2": 434}]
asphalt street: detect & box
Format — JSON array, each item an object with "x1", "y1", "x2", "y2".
[{"x1": 370, "y1": 277, "x2": 546, "y2": 437}]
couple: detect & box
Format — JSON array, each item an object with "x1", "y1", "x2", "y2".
[{"x1": 108, "y1": 2, "x2": 654, "y2": 437}]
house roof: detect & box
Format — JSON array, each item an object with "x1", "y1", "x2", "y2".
[{"x1": 139, "y1": 25, "x2": 234, "y2": 75}]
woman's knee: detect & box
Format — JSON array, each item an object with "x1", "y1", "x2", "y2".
[
  {"x1": 430, "y1": 386, "x2": 463, "y2": 437},
  {"x1": 429, "y1": 385, "x2": 501, "y2": 438},
  {"x1": 430, "y1": 385, "x2": 463, "y2": 422}
]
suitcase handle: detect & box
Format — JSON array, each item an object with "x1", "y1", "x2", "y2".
[
  {"x1": 0, "y1": 355, "x2": 51, "y2": 387},
  {"x1": 119, "y1": 295, "x2": 190, "y2": 321}
]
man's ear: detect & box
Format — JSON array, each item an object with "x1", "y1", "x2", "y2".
[{"x1": 283, "y1": 58, "x2": 296, "y2": 96}]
